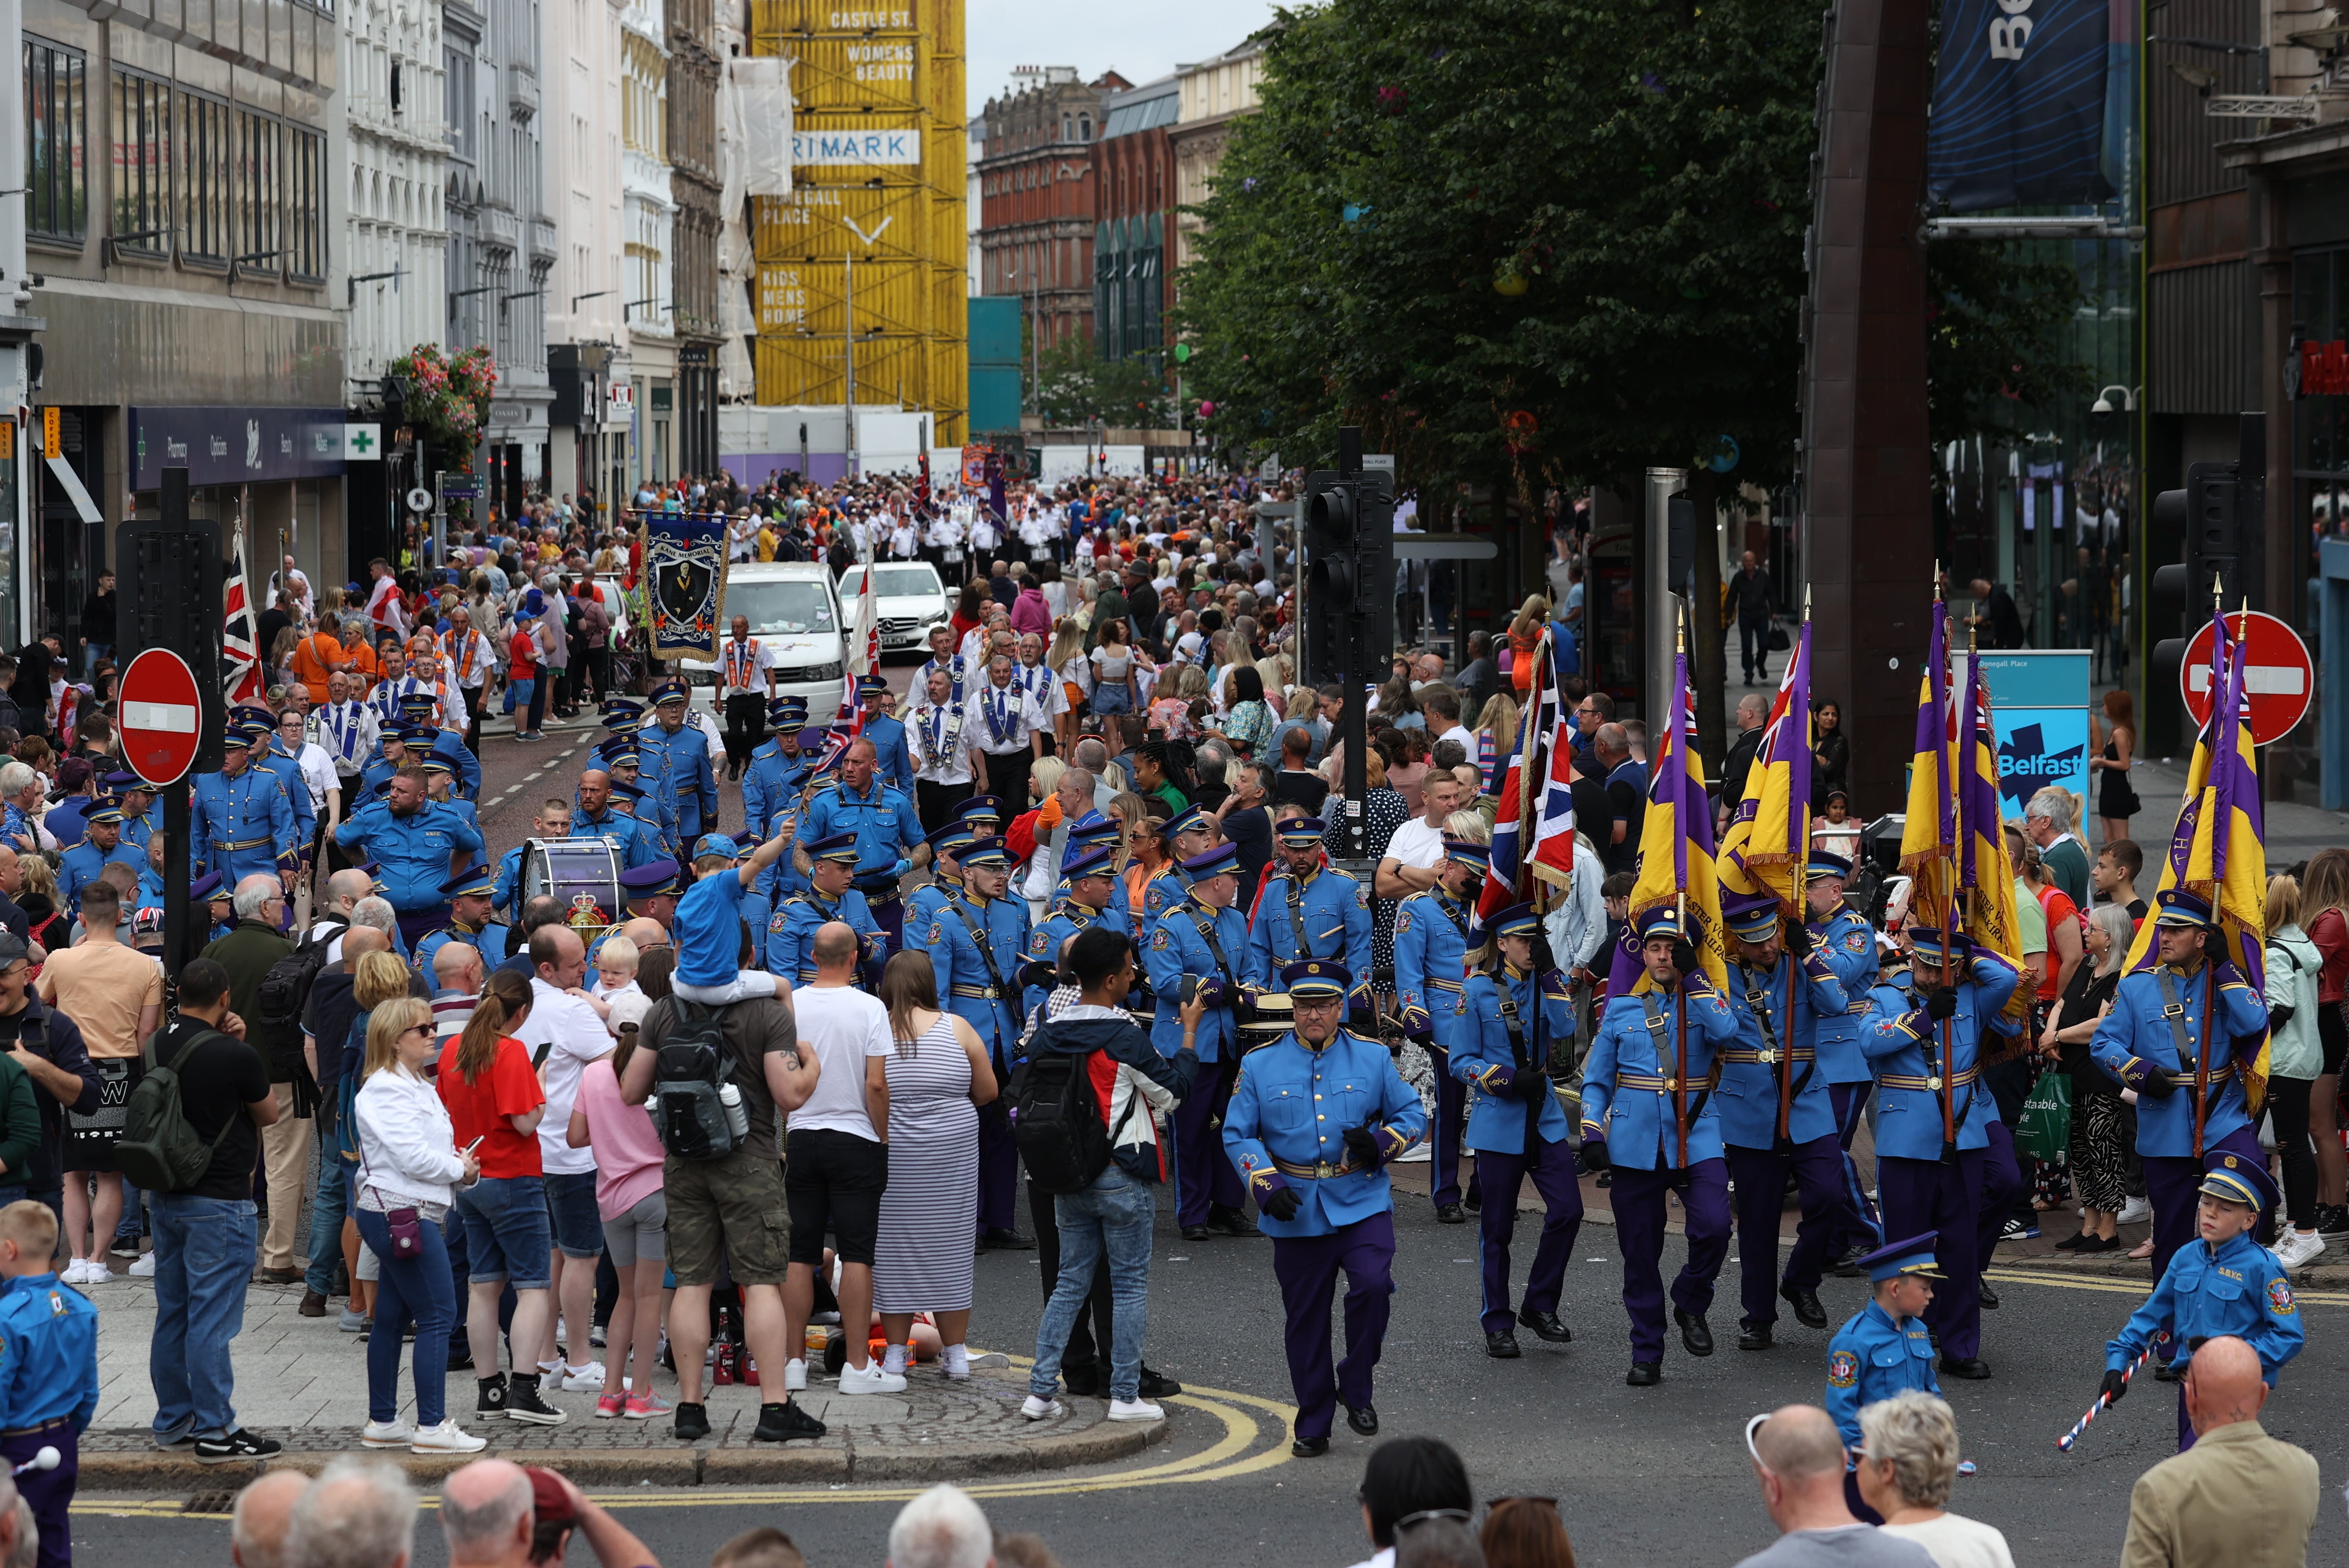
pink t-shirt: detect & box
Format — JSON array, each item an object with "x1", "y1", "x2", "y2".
[{"x1": 571, "y1": 1059, "x2": 666, "y2": 1220}]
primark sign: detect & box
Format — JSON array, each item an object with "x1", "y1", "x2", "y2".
[{"x1": 791, "y1": 129, "x2": 920, "y2": 166}]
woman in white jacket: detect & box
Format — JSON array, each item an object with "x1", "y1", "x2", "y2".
[{"x1": 353, "y1": 994, "x2": 487, "y2": 1454}]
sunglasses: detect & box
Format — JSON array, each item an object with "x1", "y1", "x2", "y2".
[{"x1": 1391, "y1": 1509, "x2": 1472, "y2": 1534}]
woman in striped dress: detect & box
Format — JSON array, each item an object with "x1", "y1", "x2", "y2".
[{"x1": 873, "y1": 952, "x2": 999, "y2": 1379}]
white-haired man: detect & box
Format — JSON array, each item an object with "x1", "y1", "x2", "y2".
[{"x1": 886, "y1": 1483, "x2": 993, "y2": 1568}]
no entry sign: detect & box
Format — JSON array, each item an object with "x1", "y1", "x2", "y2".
[
  {"x1": 2180, "y1": 610, "x2": 2315, "y2": 745},
  {"x1": 119, "y1": 648, "x2": 205, "y2": 786}
]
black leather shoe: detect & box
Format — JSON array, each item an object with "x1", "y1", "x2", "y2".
[
  {"x1": 1346, "y1": 1404, "x2": 1379, "y2": 1437},
  {"x1": 1737, "y1": 1322, "x2": 1773, "y2": 1351},
  {"x1": 1626, "y1": 1361, "x2": 1661, "y2": 1386},
  {"x1": 2153, "y1": 1358, "x2": 2183, "y2": 1383},
  {"x1": 1464, "y1": 1191, "x2": 1483, "y2": 1214},
  {"x1": 1436, "y1": 1203, "x2": 1468, "y2": 1225},
  {"x1": 1485, "y1": 1330, "x2": 1522, "y2": 1359},
  {"x1": 1830, "y1": 1251, "x2": 1869, "y2": 1279},
  {"x1": 1138, "y1": 1367, "x2": 1182, "y2": 1398},
  {"x1": 1205, "y1": 1207, "x2": 1259, "y2": 1237},
  {"x1": 1517, "y1": 1308, "x2": 1571, "y2": 1343},
  {"x1": 1939, "y1": 1356, "x2": 1992, "y2": 1380},
  {"x1": 1780, "y1": 1284, "x2": 1828, "y2": 1330},
  {"x1": 1180, "y1": 1224, "x2": 1210, "y2": 1241},
  {"x1": 1675, "y1": 1307, "x2": 1715, "y2": 1357},
  {"x1": 982, "y1": 1228, "x2": 1037, "y2": 1250},
  {"x1": 1979, "y1": 1280, "x2": 2000, "y2": 1309},
  {"x1": 1291, "y1": 1435, "x2": 1330, "y2": 1457}
]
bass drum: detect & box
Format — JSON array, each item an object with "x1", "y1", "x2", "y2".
[{"x1": 520, "y1": 837, "x2": 625, "y2": 942}]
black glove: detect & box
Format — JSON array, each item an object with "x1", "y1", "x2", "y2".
[
  {"x1": 1018, "y1": 959, "x2": 1058, "y2": 991},
  {"x1": 1670, "y1": 939, "x2": 1699, "y2": 979},
  {"x1": 1925, "y1": 986, "x2": 1959, "y2": 1022},
  {"x1": 1516, "y1": 1070, "x2": 1553, "y2": 1103},
  {"x1": 1263, "y1": 1184, "x2": 1303, "y2": 1222},
  {"x1": 2099, "y1": 1368, "x2": 2129, "y2": 1406},
  {"x1": 1342, "y1": 1125, "x2": 1381, "y2": 1168},
  {"x1": 1581, "y1": 1137, "x2": 1611, "y2": 1172},
  {"x1": 2136, "y1": 1070, "x2": 2178, "y2": 1099}
]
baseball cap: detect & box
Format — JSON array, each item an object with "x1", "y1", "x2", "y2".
[{"x1": 0, "y1": 933, "x2": 29, "y2": 970}]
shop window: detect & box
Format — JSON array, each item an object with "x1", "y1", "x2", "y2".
[{"x1": 23, "y1": 37, "x2": 86, "y2": 246}]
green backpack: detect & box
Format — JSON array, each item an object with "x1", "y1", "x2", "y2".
[{"x1": 114, "y1": 1029, "x2": 237, "y2": 1193}]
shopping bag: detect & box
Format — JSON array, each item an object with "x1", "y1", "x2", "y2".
[{"x1": 2012, "y1": 1069, "x2": 2073, "y2": 1164}]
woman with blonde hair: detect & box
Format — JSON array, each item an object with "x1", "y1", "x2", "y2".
[
  {"x1": 352, "y1": 993, "x2": 484, "y2": 1451},
  {"x1": 333, "y1": 949, "x2": 419, "y2": 1332},
  {"x1": 1474, "y1": 691, "x2": 1520, "y2": 792},
  {"x1": 1048, "y1": 620, "x2": 1090, "y2": 751},
  {"x1": 1856, "y1": 1391, "x2": 2017, "y2": 1566}
]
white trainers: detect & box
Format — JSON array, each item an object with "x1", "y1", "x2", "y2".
[
  {"x1": 409, "y1": 1420, "x2": 488, "y2": 1454},
  {"x1": 1019, "y1": 1395, "x2": 1065, "y2": 1421},
  {"x1": 782, "y1": 1358, "x2": 808, "y2": 1391},
  {"x1": 2117, "y1": 1195, "x2": 2152, "y2": 1226},
  {"x1": 838, "y1": 1359, "x2": 908, "y2": 1395},
  {"x1": 128, "y1": 1255, "x2": 157, "y2": 1278},
  {"x1": 1107, "y1": 1398, "x2": 1164, "y2": 1423},
  {"x1": 2274, "y1": 1228, "x2": 2327, "y2": 1270},
  {"x1": 79, "y1": 1263, "x2": 112, "y2": 1286},
  {"x1": 359, "y1": 1419, "x2": 415, "y2": 1449},
  {"x1": 558, "y1": 1361, "x2": 607, "y2": 1392},
  {"x1": 59, "y1": 1260, "x2": 89, "y2": 1285}
]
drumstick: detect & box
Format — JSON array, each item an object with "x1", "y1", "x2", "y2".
[{"x1": 2058, "y1": 1345, "x2": 2153, "y2": 1452}]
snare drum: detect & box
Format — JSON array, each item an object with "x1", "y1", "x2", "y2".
[
  {"x1": 1239, "y1": 992, "x2": 1294, "y2": 1050},
  {"x1": 521, "y1": 837, "x2": 626, "y2": 939}
]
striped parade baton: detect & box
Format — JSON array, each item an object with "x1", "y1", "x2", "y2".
[{"x1": 2058, "y1": 1344, "x2": 2156, "y2": 1452}]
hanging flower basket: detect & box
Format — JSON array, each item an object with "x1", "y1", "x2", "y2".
[{"x1": 389, "y1": 344, "x2": 500, "y2": 469}]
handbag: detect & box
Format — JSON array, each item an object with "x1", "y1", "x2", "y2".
[
  {"x1": 2012, "y1": 1068, "x2": 2073, "y2": 1165},
  {"x1": 358, "y1": 1132, "x2": 425, "y2": 1261}
]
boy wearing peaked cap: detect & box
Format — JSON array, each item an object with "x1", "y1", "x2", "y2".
[{"x1": 1825, "y1": 1232, "x2": 1944, "y2": 1521}]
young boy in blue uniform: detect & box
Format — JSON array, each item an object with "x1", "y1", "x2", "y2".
[
  {"x1": 2099, "y1": 1151, "x2": 2303, "y2": 1451},
  {"x1": 1825, "y1": 1232, "x2": 1942, "y2": 1522},
  {"x1": 0, "y1": 1200, "x2": 98, "y2": 1567}
]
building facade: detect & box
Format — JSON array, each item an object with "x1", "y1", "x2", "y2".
[
  {"x1": 665, "y1": 0, "x2": 721, "y2": 473},
  {"x1": 24, "y1": 0, "x2": 349, "y2": 640},
  {"x1": 621, "y1": 0, "x2": 674, "y2": 487},
  {"x1": 1094, "y1": 74, "x2": 1175, "y2": 361},
  {"x1": 1169, "y1": 36, "x2": 1264, "y2": 275},
  {"x1": 542, "y1": 0, "x2": 625, "y2": 509},
  {"x1": 976, "y1": 66, "x2": 1119, "y2": 358}
]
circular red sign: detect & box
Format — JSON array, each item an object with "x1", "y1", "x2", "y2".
[
  {"x1": 119, "y1": 648, "x2": 205, "y2": 787},
  {"x1": 2178, "y1": 610, "x2": 2315, "y2": 746}
]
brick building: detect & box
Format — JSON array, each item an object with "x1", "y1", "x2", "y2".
[
  {"x1": 1095, "y1": 75, "x2": 1178, "y2": 360},
  {"x1": 977, "y1": 66, "x2": 1127, "y2": 355}
]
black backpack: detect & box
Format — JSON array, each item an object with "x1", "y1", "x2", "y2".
[
  {"x1": 116, "y1": 1028, "x2": 237, "y2": 1192},
  {"x1": 652, "y1": 1001, "x2": 743, "y2": 1161},
  {"x1": 255, "y1": 935, "x2": 330, "y2": 1076},
  {"x1": 1010, "y1": 1039, "x2": 1119, "y2": 1194}
]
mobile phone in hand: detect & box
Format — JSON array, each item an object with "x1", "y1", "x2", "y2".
[{"x1": 460, "y1": 1136, "x2": 485, "y2": 1157}]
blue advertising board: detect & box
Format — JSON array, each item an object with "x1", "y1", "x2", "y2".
[
  {"x1": 1959, "y1": 650, "x2": 2093, "y2": 817},
  {"x1": 1926, "y1": 0, "x2": 2116, "y2": 213}
]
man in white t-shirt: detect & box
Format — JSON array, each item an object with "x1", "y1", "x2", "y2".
[
  {"x1": 515, "y1": 925, "x2": 616, "y2": 1397},
  {"x1": 1422, "y1": 685, "x2": 1476, "y2": 756},
  {"x1": 1376, "y1": 774, "x2": 1464, "y2": 903},
  {"x1": 779, "y1": 921, "x2": 903, "y2": 1395}
]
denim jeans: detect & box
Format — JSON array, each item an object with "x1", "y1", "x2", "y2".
[
  {"x1": 1030, "y1": 1167, "x2": 1155, "y2": 1403},
  {"x1": 454, "y1": 1174, "x2": 552, "y2": 1288},
  {"x1": 304, "y1": 1141, "x2": 349, "y2": 1296},
  {"x1": 354, "y1": 1207, "x2": 455, "y2": 1425},
  {"x1": 150, "y1": 1193, "x2": 257, "y2": 1442}
]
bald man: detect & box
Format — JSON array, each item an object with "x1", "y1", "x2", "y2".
[
  {"x1": 439, "y1": 1457, "x2": 653, "y2": 1568},
  {"x1": 1739, "y1": 1405, "x2": 1933, "y2": 1568},
  {"x1": 2120, "y1": 1337, "x2": 2319, "y2": 1568},
  {"x1": 230, "y1": 1471, "x2": 309, "y2": 1568}
]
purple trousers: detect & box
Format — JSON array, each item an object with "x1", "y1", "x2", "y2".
[
  {"x1": 1426, "y1": 1044, "x2": 1470, "y2": 1209},
  {"x1": 1724, "y1": 1134, "x2": 1844, "y2": 1328},
  {"x1": 2145, "y1": 1123, "x2": 2266, "y2": 1280},
  {"x1": 866, "y1": 890, "x2": 906, "y2": 953},
  {"x1": 1474, "y1": 1134, "x2": 1584, "y2": 1334},
  {"x1": 977, "y1": 1099, "x2": 1020, "y2": 1234},
  {"x1": 1, "y1": 1423, "x2": 74, "y2": 1568},
  {"x1": 1608, "y1": 1158, "x2": 1731, "y2": 1362},
  {"x1": 1878, "y1": 1150, "x2": 1993, "y2": 1362},
  {"x1": 1974, "y1": 1119, "x2": 2025, "y2": 1271},
  {"x1": 1271, "y1": 1212, "x2": 1396, "y2": 1440},
  {"x1": 1828, "y1": 1082, "x2": 1883, "y2": 1256},
  {"x1": 1172, "y1": 1056, "x2": 1245, "y2": 1227}
]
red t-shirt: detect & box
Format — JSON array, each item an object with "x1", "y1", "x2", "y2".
[
  {"x1": 2036, "y1": 885, "x2": 2081, "y2": 1000},
  {"x1": 435, "y1": 1036, "x2": 547, "y2": 1178},
  {"x1": 508, "y1": 630, "x2": 539, "y2": 682}
]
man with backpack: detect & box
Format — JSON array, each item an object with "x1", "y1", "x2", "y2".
[
  {"x1": 1019, "y1": 924, "x2": 1204, "y2": 1426},
  {"x1": 201, "y1": 876, "x2": 304, "y2": 1283},
  {"x1": 132, "y1": 957, "x2": 284, "y2": 1463}
]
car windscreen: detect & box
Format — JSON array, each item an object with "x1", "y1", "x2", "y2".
[
  {"x1": 729, "y1": 579, "x2": 836, "y2": 636},
  {"x1": 847, "y1": 566, "x2": 941, "y2": 599}
]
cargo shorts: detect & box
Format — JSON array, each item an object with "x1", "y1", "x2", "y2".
[{"x1": 663, "y1": 1145, "x2": 790, "y2": 1287}]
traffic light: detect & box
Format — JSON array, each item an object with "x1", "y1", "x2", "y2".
[
  {"x1": 2148, "y1": 462, "x2": 2240, "y2": 732},
  {"x1": 116, "y1": 471, "x2": 225, "y2": 775},
  {"x1": 1301, "y1": 467, "x2": 1351, "y2": 685}
]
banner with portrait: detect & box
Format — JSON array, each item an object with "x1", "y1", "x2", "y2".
[{"x1": 644, "y1": 512, "x2": 730, "y2": 661}]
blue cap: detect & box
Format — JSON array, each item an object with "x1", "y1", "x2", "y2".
[
  {"x1": 1061, "y1": 845, "x2": 1114, "y2": 881},
  {"x1": 958, "y1": 795, "x2": 1003, "y2": 827},
  {"x1": 767, "y1": 697, "x2": 805, "y2": 726},
  {"x1": 2199, "y1": 1150, "x2": 2279, "y2": 1211},
  {"x1": 1721, "y1": 888, "x2": 1783, "y2": 943},
  {"x1": 520, "y1": 588, "x2": 547, "y2": 618},
  {"x1": 1441, "y1": 838, "x2": 1490, "y2": 877},
  {"x1": 1179, "y1": 843, "x2": 1241, "y2": 879},
  {"x1": 442, "y1": 863, "x2": 496, "y2": 899},
  {"x1": 620, "y1": 859, "x2": 680, "y2": 898},
  {"x1": 191, "y1": 871, "x2": 226, "y2": 901},
  {"x1": 103, "y1": 770, "x2": 145, "y2": 793},
  {"x1": 1164, "y1": 804, "x2": 1213, "y2": 841},
  {"x1": 856, "y1": 673, "x2": 889, "y2": 698},
  {"x1": 403, "y1": 723, "x2": 440, "y2": 745},
  {"x1": 694, "y1": 834, "x2": 739, "y2": 860},
  {"x1": 2156, "y1": 888, "x2": 2218, "y2": 930},
  {"x1": 1907, "y1": 927, "x2": 1971, "y2": 965},
  {"x1": 602, "y1": 697, "x2": 646, "y2": 724},
  {"x1": 1807, "y1": 849, "x2": 1854, "y2": 882},
  {"x1": 84, "y1": 797, "x2": 125, "y2": 826},
  {"x1": 418, "y1": 751, "x2": 454, "y2": 775},
  {"x1": 959, "y1": 835, "x2": 1011, "y2": 869},
  {"x1": 229, "y1": 705, "x2": 275, "y2": 730},
  {"x1": 599, "y1": 742, "x2": 642, "y2": 769},
  {"x1": 610, "y1": 779, "x2": 647, "y2": 802},
  {"x1": 925, "y1": 821, "x2": 975, "y2": 855},
  {"x1": 651, "y1": 678, "x2": 690, "y2": 706},
  {"x1": 1855, "y1": 1233, "x2": 1947, "y2": 1283},
  {"x1": 1273, "y1": 817, "x2": 1327, "y2": 847},
  {"x1": 1633, "y1": 906, "x2": 1684, "y2": 942},
  {"x1": 806, "y1": 832, "x2": 860, "y2": 865},
  {"x1": 1282, "y1": 958, "x2": 1351, "y2": 1000},
  {"x1": 1488, "y1": 901, "x2": 1542, "y2": 940},
  {"x1": 397, "y1": 692, "x2": 440, "y2": 716},
  {"x1": 1065, "y1": 813, "x2": 1120, "y2": 849}
]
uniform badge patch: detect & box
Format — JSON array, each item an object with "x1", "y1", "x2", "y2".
[
  {"x1": 1843, "y1": 930, "x2": 1869, "y2": 953},
  {"x1": 928, "y1": 923, "x2": 945, "y2": 945},
  {"x1": 1828, "y1": 1349, "x2": 1858, "y2": 1388},
  {"x1": 2269, "y1": 1277, "x2": 2297, "y2": 1316},
  {"x1": 1396, "y1": 910, "x2": 1413, "y2": 934},
  {"x1": 1151, "y1": 929, "x2": 1171, "y2": 951},
  {"x1": 1029, "y1": 932, "x2": 1050, "y2": 954},
  {"x1": 769, "y1": 912, "x2": 788, "y2": 932}
]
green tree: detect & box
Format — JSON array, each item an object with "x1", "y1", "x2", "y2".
[
  {"x1": 1028, "y1": 331, "x2": 1180, "y2": 429},
  {"x1": 1924, "y1": 238, "x2": 2092, "y2": 456}
]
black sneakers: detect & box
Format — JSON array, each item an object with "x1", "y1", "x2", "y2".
[
  {"x1": 753, "y1": 1401, "x2": 826, "y2": 1442},
  {"x1": 195, "y1": 1430, "x2": 284, "y2": 1464},
  {"x1": 504, "y1": 1373, "x2": 566, "y2": 1425},
  {"x1": 477, "y1": 1372, "x2": 509, "y2": 1419},
  {"x1": 673, "y1": 1401, "x2": 712, "y2": 1441}
]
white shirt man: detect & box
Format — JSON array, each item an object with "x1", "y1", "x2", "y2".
[
  {"x1": 964, "y1": 657, "x2": 1044, "y2": 770},
  {"x1": 968, "y1": 508, "x2": 1001, "y2": 557},
  {"x1": 1377, "y1": 776, "x2": 1466, "y2": 901},
  {"x1": 908, "y1": 671, "x2": 973, "y2": 787},
  {"x1": 275, "y1": 556, "x2": 314, "y2": 624},
  {"x1": 441, "y1": 614, "x2": 497, "y2": 702},
  {"x1": 889, "y1": 519, "x2": 918, "y2": 560},
  {"x1": 1012, "y1": 636, "x2": 1066, "y2": 726},
  {"x1": 718, "y1": 622, "x2": 777, "y2": 700},
  {"x1": 314, "y1": 676, "x2": 381, "y2": 784}
]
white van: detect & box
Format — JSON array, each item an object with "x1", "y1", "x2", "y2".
[
  {"x1": 837, "y1": 560, "x2": 952, "y2": 656},
  {"x1": 680, "y1": 561, "x2": 848, "y2": 710}
]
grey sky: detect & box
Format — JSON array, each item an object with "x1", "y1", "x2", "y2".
[{"x1": 964, "y1": 0, "x2": 1280, "y2": 117}]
